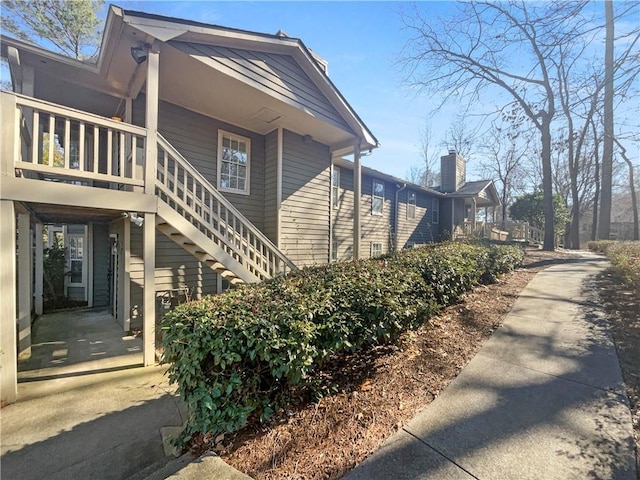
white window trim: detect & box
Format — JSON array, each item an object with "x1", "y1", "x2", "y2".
[
  {"x1": 332, "y1": 165, "x2": 340, "y2": 209},
  {"x1": 217, "y1": 130, "x2": 251, "y2": 196},
  {"x1": 371, "y1": 241, "x2": 383, "y2": 258},
  {"x1": 67, "y1": 233, "x2": 86, "y2": 287},
  {"x1": 407, "y1": 190, "x2": 416, "y2": 220},
  {"x1": 432, "y1": 198, "x2": 439, "y2": 224},
  {"x1": 331, "y1": 238, "x2": 339, "y2": 262},
  {"x1": 372, "y1": 179, "x2": 384, "y2": 215}
]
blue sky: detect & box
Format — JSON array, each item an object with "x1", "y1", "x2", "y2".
[
  {"x1": 2, "y1": 1, "x2": 636, "y2": 181},
  {"x1": 112, "y1": 1, "x2": 460, "y2": 180}
]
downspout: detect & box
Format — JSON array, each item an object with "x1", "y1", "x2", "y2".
[
  {"x1": 394, "y1": 183, "x2": 407, "y2": 251},
  {"x1": 276, "y1": 127, "x2": 283, "y2": 247},
  {"x1": 353, "y1": 143, "x2": 361, "y2": 260}
]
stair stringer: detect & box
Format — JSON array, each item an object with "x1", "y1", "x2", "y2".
[{"x1": 156, "y1": 200, "x2": 261, "y2": 285}]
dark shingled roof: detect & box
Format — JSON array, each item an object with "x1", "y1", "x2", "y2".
[{"x1": 447, "y1": 180, "x2": 494, "y2": 197}]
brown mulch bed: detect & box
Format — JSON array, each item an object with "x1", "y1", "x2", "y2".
[{"x1": 195, "y1": 247, "x2": 638, "y2": 479}]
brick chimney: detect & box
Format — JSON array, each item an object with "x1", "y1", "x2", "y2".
[{"x1": 440, "y1": 150, "x2": 466, "y2": 193}]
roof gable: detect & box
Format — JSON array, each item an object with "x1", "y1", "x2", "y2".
[
  {"x1": 169, "y1": 41, "x2": 351, "y2": 132},
  {"x1": 449, "y1": 179, "x2": 501, "y2": 206},
  {"x1": 118, "y1": 7, "x2": 377, "y2": 151}
]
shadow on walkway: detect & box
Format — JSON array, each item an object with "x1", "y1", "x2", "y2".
[{"x1": 345, "y1": 255, "x2": 637, "y2": 480}]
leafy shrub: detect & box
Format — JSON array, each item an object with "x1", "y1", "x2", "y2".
[
  {"x1": 161, "y1": 242, "x2": 524, "y2": 443},
  {"x1": 589, "y1": 240, "x2": 640, "y2": 292}
]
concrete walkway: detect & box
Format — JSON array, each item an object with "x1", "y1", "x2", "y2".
[
  {"x1": 1, "y1": 309, "x2": 188, "y2": 480},
  {"x1": 345, "y1": 252, "x2": 637, "y2": 479}
]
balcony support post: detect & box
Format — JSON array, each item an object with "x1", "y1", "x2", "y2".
[
  {"x1": 0, "y1": 200, "x2": 18, "y2": 405},
  {"x1": 143, "y1": 213, "x2": 156, "y2": 366},
  {"x1": 144, "y1": 44, "x2": 159, "y2": 195}
]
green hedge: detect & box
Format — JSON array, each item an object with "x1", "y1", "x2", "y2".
[
  {"x1": 588, "y1": 240, "x2": 640, "y2": 292},
  {"x1": 161, "y1": 242, "x2": 524, "y2": 443}
]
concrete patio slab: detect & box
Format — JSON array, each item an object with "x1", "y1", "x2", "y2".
[{"x1": 1, "y1": 308, "x2": 187, "y2": 480}]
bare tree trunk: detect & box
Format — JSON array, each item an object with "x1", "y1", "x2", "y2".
[
  {"x1": 541, "y1": 120, "x2": 555, "y2": 250},
  {"x1": 627, "y1": 161, "x2": 639, "y2": 240},
  {"x1": 614, "y1": 138, "x2": 639, "y2": 240},
  {"x1": 598, "y1": 0, "x2": 614, "y2": 240},
  {"x1": 590, "y1": 120, "x2": 601, "y2": 241}
]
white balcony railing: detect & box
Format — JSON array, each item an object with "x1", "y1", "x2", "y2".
[{"x1": 5, "y1": 92, "x2": 147, "y2": 188}]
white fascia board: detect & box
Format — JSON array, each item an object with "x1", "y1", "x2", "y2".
[
  {"x1": 95, "y1": 5, "x2": 122, "y2": 73},
  {"x1": 0, "y1": 35, "x2": 100, "y2": 74},
  {"x1": 289, "y1": 47, "x2": 378, "y2": 150}
]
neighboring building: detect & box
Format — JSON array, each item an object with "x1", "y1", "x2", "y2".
[
  {"x1": 437, "y1": 151, "x2": 502, "y2": 239},
  {"x1": 0, "y1": 6, "x2": 499, "y2": 404},
  {"x1": 332, "y1": 158, "x2": 443, "y2": 261}
]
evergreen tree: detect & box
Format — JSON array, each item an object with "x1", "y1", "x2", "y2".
[{"x1": 1, "y1": 0, "x2": 104, "y2": 59}]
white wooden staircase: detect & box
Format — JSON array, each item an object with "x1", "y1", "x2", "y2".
[{"x1": 155, "y1": 134, "x2": 296, "y2": 285}]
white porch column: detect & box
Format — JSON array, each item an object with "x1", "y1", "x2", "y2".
[
  {"x1": 472, "y1": 198, "x2": 477, "y2": 233},
  {"x1": 451, "y1": 199, "x2": 456, "y2": 238},
  {"x1": 123, "y1": 219, "x2": 131, "y2": 332},
  {"x1": 17, "y1": 212, "x2": 31, "y2": 358},
  {"x1": 142, "y1": 43, "x2": 159, "y2": 364},
  {"x1": 1, "y1": 93, "x2": 17, "y2": 177},
  {"x1": 34, "y1": 222, "x2": 43, "y2": 315},
  {"x1": 143, "y1": 214, "x2": 156, "y2": 366},
  {"x1": 144, "y1": 44, "x2": 159, "y2": 195},
  {"x1": 1, "y1": 201, "x2": 18, "y2": 405},
  {"x1": 353, "y1": 143, "x2": 361, "y2": 260},
  {"x1": 87, "y1": 223, "x2": 94, "y2": 307}
]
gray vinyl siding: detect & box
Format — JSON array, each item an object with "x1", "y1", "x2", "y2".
[
  {"x1": 360, "y1": 174, "x2": 393, "y2": 259},
  {"x1": 35, "y1": 70, "x2": 121, "y2": 118},
  {"x1": 332, "y1": 166, "x2": 355, "y2": 261},
  {"x1": 129, "y1": 226, "x2": 143, "y2": 330},
  {"x1": 280, "y1": 130, "x2": 331, "y2": 266},
  {"x1": 129, "y1": 228, "x2": 220, "y2": 330},
  {"x1": 263, "y1": 130, "x2": 278, "y2": 245},
  {"x1": 440, "y1": 198, "x2": 455, "y2": 238},
  {"x1": 331, "y1": 169, "x2": 393, "y2": 260},
  {"x1": 92, "y1": 223, "x2": 111, "y2": 307},
  {"x1": 396, "y1": 190, "x2": 440, "y2": 248},
  {"x1": 109, "y1": 220, "x2": 127, "y2": 328},
  {"x1": 170, "y1": 41, "x2": 351, "y2": 132},
  {"x1": 332, "y1": 168, "x2": 443, "y2": 257},
  {"x1": 133, "y1": 97, "x2": 266, "y2": 229}
]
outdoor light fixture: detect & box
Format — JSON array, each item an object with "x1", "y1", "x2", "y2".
[
  {"x1": 130, "y1": 45, "x2": 147, "y2": 65},
  {"x1": 122, "y1": 212, "x2": 144, "y2": 227}
]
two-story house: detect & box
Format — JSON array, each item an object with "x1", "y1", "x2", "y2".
[{"x1": 0, "y1": 6, "x2": 499, "y2": 404}]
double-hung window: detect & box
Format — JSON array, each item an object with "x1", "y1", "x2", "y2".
[
  {"x1": 372, "y1": 180, "x2": 384, "y2": 215},
  {"x1": 407, "y1": 191, "x2": 416, "y2": 219},
  {"x1": 371, "y1": 242, "x2": 383, "y2": 257},
  {"x1": 432, "y1": 198, "x2": 439, "y2": 224},
  {"x1": 218, "y1": 130, "x2": 250, "y2": 194}
]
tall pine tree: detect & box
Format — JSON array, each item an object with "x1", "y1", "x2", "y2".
[{"x1": 1, "y1": 0, "x2": 104, "y2": 59}]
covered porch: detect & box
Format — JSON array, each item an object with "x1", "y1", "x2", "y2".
[{"x1": 1, "y1": 306, "x2": 186, "y2": 480}]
